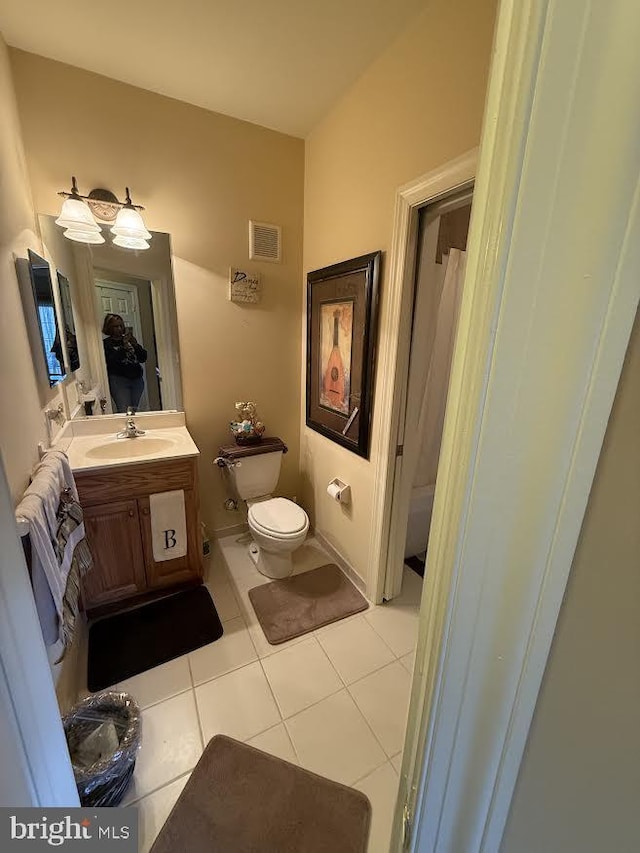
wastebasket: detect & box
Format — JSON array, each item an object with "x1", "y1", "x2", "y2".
[{"x1": 63, "y1": 691, "x2": 141, "y2": 807}]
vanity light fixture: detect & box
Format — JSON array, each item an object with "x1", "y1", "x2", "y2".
[
  {"x1": 111, "y1": 188, "x2": 152, "y2": 251},
  {"x1": 55, "y1": 177, "x2": 104, "y2": 244},
  {"x1": 56, "y1": 177, "x2": 151, "y2": 250}
]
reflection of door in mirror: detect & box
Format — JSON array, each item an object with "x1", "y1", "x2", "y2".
[
  {"x1": 95, "y1": 277, "x2": 162, "y2": 412},
  {"x1": 28, "y1": 250, "x2": 67, "y2": 386}
]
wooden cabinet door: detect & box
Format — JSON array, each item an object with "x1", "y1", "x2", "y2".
[
  {"x1": 138, "y1": 489, "x2": 203, "y2": 590},
  {"x1": 82, "y1": 500, "x2": 147, "y2": 608}
]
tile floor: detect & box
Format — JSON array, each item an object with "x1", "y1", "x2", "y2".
[{"x1": 102, "y1": 534, "x2": 421, "y2": 852}]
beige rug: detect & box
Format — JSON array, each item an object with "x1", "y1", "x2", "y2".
[
  {"x1": 150, "y1": 735, "x2": 371, "y2": 853},
  {"x1": 248, "y1": 563, "x2": 368, "y2": 644}
]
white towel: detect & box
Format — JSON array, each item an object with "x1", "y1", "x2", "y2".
[
  {"x1": 16, "y1": 450, "x2": 84, "y2": 648},
  {"x1": 149, "y1": 490, "x2": 187, "y2": 562}
]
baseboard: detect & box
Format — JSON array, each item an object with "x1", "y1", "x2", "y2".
[
  {"x1": 213, "y1": 521, "x2": 249, "y2": 538},
  {"x1": 313, "y1": 529, "x2": 367, "y2": 597}
]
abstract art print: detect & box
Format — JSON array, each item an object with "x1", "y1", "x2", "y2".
[{"x1": 306, "y1": 252, "x2": 381, "y2": 458}]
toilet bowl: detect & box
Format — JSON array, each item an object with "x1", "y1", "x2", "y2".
[{"x1": 247, "y1": 497, "x2": 309, "y2": 579}]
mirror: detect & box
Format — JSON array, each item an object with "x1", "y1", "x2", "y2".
[
  {"x1": 39, "y1": 214, "x2": 183, "y2": 415},
  {"x1": 56, "y1": 271, "x2": 80, "y2": 372},
  {"x1": 27, "y1": 250, "x2": 67, "y2": 386}
]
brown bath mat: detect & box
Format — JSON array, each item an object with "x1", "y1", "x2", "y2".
[
  {"x1": 248, "y1": 563, "x2": 368, "y2": 644},
  {"x1": 151, "y1": 735, "x2": 371, "y2": 853}
]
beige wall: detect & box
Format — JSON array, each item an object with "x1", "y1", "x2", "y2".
[
  {"x1": 301, "y1": 0, "x2": 498, "y2": 581},
  {"x1": 0, "y1": 33, "x2": 63, "y2": 501},
  {"x1": 10, "y1": 49, "x2": 305, "y2": 533},
  {"x1": 501, "y1": 310, "x2": 640, "y2": 853}
]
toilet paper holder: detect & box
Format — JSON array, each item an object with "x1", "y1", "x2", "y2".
[{"x1": 327, "y1": 478, "x2": 351, "y2": 505}]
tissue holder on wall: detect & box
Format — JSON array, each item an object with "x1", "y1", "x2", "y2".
[{"x1": 327, "y1": 478, "x2": 351, "y2": 505}]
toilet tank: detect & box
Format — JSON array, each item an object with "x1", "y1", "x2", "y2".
[{"x1": 217, "y1": 437, "x2": 288, "y2": 500}]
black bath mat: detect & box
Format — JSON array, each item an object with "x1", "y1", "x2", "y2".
[{"x1": 88, "y1": 586, "x2": 224, "y2": 692}]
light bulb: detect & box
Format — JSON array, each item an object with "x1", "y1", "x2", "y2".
[
  {"x1": 112, "y1": 234, "x2": 150, "y2": 250},
  {"x1": 111, "y1": 206, "x2": 152, "y2": 240},
  {"x1": 63, "y1": 228, "x2": 105, "y2": 244},
  {"x1": 55, "y1": 197, "x2": 101, "y2": 232}
]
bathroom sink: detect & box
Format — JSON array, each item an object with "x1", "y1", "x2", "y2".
[
  {"x1": 85, "y1": 436, "x2": 176, "y2": 460},
  {"x1": 63, "y1": 419, "x2": 200, "y2": 473}
]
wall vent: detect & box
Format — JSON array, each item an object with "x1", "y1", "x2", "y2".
[{"x1": 249, "y1": 220, "x2": 281, "y2": 263}]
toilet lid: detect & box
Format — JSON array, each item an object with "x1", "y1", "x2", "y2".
[{"x1": 249, "y1": 498, "x2": 308, "y2": 535}]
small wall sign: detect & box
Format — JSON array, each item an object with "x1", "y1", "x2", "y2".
[{"x1": 229, "y1": 268, "x2": 261, "y2": 303}]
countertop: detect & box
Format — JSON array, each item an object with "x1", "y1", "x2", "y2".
[{"x1": 54, "y1": 412, "x2": 200, "y2": 473}]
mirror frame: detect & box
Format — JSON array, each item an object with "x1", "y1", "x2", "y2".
[{"x1": 27, "y1": 249, "x2": 67, "y2": 387}]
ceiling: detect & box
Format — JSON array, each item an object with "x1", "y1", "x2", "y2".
[{"x1": 0, "y1": 0, "x2": 425, "y2": 137}]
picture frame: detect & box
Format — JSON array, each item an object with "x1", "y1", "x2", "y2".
[{"x1": 306, "y1": 251, "x2": 381, "y2": 458}]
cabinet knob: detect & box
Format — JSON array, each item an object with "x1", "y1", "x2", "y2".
[{"x1": 128, "y1": 508, "x2": 134, "y2": 517}]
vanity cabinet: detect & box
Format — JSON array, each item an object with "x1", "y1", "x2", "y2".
[
  {"x1": 81, "y1": 500, "x2": 147, "y2": 606},
  {"x1": 76, "y1": 457, "x2": 203, "y2": 612}
]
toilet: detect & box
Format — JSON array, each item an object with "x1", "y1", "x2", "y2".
[{"x1": 217, "y1": 438, "x2": 309, "y2": 579}]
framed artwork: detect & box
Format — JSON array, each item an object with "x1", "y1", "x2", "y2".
[{"x1": 306, "y1": 251, "x2": 381, "y2": 458}]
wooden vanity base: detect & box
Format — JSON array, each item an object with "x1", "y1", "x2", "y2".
[{"x1": 75, "y1": 457, "x2": 204, "y2": 613}]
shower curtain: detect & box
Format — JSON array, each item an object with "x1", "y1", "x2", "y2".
[{"x1": 413, "y1": 248, "x2": 467, "y2": 489}]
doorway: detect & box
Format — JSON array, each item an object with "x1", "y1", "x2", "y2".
[
  {"x1": 95, "y1": 274, "x2": 163, "y2": 412},
  {"x1": 391, "y1": 190, "x2": 473, "y2": 595}
]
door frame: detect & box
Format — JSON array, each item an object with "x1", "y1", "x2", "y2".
[
  {"x1": 150, "y1": 275, "x2": 183, "y2": 411},
  {"x1": 95, "y1": 278, "x2": 150, "y2": 411},
  {"x1": 370, "y1": 151, "x2": 477, "y2": 604},
  {"x1": 0, "y1": 459, "x2": 78, "y2": 806},
  {"x1": 389, "y1": 0, "x2": 640, "y2": 849}
]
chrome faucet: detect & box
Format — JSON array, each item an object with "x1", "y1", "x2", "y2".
[{"x1": 117, "y1": 407, "x2": 146, "y2": 439}]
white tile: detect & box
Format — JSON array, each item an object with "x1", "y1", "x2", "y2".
[
  {"x1": 261, "y1": 637, "x2": 343, "y2": 718},
  {"x1": 136, "y1": 773, "x2": 190, "y2": 852},
  {"x1": 247, "y1": 723, "x2": 298, "y2": 764},
  {"x1": 117, "y1": 656, "x2": 191, "y2": 709},
  {"x1": 205, "y1": 573, "x2": 240, "y2": 622},
  {"x1": 313, "y1": 608, "x2": 371, "y2": 638},
  {"x1": 246, "y1": 615, "x2": 309, "y2": 659},
  {"x1": 290, "y1": 536, "x2": 335, "y2": 575},
  {"x1": 349, "y1": 662, "x2": 411, "y2": 757},
  {"x1": 218, "y1": 533, "x2": 258, "y2": 586},
  {"x1": 354, "y1": 762, "x2": 400, "y2": 853},
  {"x1": 317, "y1": 616, "x2": 395, "y2": 685},
  {"x1": 285, "y1": 690, "x2": 386, "y2": 786},
  {"x1": 124, "y1": 691, "x2": 202, "y2": 802},
  {"x1": 364, "y1": 603, "x2": 419, "y2": 658},
  {"x1": 399, "y1": 651, "x2": 415, "y2": 675},
  {"x1": 188, "y1": 617, "x2": 257, "y2": 685},
  {"x1": 195, "y1": 660, "x2": 280, "y2": 743},
  {"x1": 390, "y1": 753, "x2": 403, "y2": 774}
]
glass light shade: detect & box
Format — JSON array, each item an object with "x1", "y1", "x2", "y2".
[
  {"x1": 63, "y1": 228, "x2": 105, "y2": 245},
  {"x1": 110, "y1": 206, "x2": 152, "y2": 240},
  {"x1": 55, "y1": 197, "x2": 101, "y2": 232},
  {"x1": 113, "y1": 234, "x2": 150, "y2": 250}
]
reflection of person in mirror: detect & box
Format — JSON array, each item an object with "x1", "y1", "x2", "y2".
[{"x1": 102, "y1": 313, "x2": 148, "y2": 412}]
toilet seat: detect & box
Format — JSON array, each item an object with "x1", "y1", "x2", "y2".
[{"x1": 248, "y1": 497, "x2": 308, "y2": 538}]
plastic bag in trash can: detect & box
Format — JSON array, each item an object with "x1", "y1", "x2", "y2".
[
  {"x1": 63, "y1": 691, "x2": 141, "y2": 807},
  {"x1": 74, "y1": 721, "x2": 120, "y2": 768}
]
